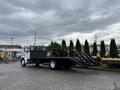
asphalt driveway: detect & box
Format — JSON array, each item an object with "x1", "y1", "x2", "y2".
[{"x1": 0, "y1": 62, "x2": 120, "y2": 90}]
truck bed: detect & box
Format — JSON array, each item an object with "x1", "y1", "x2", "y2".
[{"x1": 30, "y1": 57, "x2": 78, "y2": 60}]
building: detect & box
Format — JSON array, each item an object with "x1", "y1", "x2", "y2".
[{"x1": 0, "y1": 45, "x2": 22, "y2": 61}]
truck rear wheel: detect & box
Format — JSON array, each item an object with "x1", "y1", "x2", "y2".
[
  {"x1": 50, "y1": 60, "x2": 59, "y2": 70},
  {"x1": 35, "y1": 63, "x2": 39, "y2": 67},
  {"x1": 21, "y1": 59, "x2": 26, "y2": 67}
]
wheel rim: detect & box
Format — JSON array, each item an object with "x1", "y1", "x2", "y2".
[
  {"x1": 50, "y1": 61, "x2": 56, "y2": 68},
  {"x1": 21, "y1": 60, "x2": 25, "y2": 65}
]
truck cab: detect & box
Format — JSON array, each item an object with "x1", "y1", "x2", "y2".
[{"x1": 21, "y1": 46, "x2": 48, "y2": 67}]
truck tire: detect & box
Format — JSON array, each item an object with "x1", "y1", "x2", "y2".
[
  {"x1": 50, "y1": 60, "x2": 59, "y2": 70},
  {"x1": 21, "y1": 59, "x2": 26, "y2": 67},
  {"x1": 35, "y1": 63, "x2": 39, "y2": 67}
]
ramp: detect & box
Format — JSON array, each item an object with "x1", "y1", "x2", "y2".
[
  {"x1": 72, "y1": 51, "x2": 96, "y2": 67},
  {"x1": 70, "y1": 57, "x2": 88, "y2": 67},
  {"x1": 78, "y1": 52, "x2": 96, "y2": 65}
]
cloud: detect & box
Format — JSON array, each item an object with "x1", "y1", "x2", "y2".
[{"x1": 0, "y1": 0, "x2": 120, "y2": 46}]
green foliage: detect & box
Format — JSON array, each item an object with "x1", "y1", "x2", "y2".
[
  {"x1": 92, "y1": 42, "x2": 98, "y2": 56},
  {"x1": 109, "y1": 39, "x2": 118, "y2": 58},
  {"x1": 84, "y1": 40, "x2": 90, "y2": 55},
  {"x1": 68, "y1": 40, "x2": 75, "y2": 56},
  {"x1": 48, "y1": 41, "x2": 62, "y2": 57},
  {"x1": 61, "y1": 40, "x2": 68, "y2": 56},
  {"x1": 100, "y1": 40, "x2": 106, "y2": 57},
  {"x1": 75, "y1": 39, "x2": 81, "y2": 52}
]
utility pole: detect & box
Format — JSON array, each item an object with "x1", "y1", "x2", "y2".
[
  {"x1": 11, "y1": 37, "x2": 14, "y2": 45},
  {"x1": 33, "y1": 32, "x2": 37, "y2": 46},
  {"x1": 94, "y1": 35, "x2": 98, "y2": 43}
]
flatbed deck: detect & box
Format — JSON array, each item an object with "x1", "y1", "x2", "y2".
[{"x1": 30, "y1": 57, "x2": 78, "y2": 60}]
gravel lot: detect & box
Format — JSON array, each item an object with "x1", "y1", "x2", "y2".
[{"x1": 0, "y1": 61, "x2": 120, "y2": 90}]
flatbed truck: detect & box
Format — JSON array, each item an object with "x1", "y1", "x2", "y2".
[{"x1": 21, "y1": 46, "x2": 96, "y2": 70}]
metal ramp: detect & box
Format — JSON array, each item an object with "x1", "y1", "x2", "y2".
[
  {"x1": 71, "y1": 51, "x2": 96, "y2": 68},
  {"x1": 78, "y1": 52, "x2": 96, "y2": 65}
]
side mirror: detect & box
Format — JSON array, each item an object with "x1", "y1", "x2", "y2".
[{"x1": 24, "y1": 48, "x2": 30, "y2": 53}]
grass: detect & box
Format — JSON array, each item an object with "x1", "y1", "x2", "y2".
[{"x1": 95, "y1": 63, "x2": 109, "y2": 69}]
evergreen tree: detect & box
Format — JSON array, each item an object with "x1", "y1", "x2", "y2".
[
  {"x1": 100, "y1": 40, "x2": 106, "y2": 57},
  {"x1": 69, "y1": 40, "x2": 74, "y2": 56},
  {"x1": 61, "y1": 40, "x2": 68, "y2": 56},
  {"x1": 92, "y1": 42, "x2": 98, "y2": 56},
  {"x1": 84, "y1": 40, "x2": 90, "y2": 55},
  {"x1": 75, "y1": 39, "x2": 81, "y2": 52},
  {"x1": 48, "y1": 42, "x2": 62, "y2": 57},
  {"x1": 109, "y1": 39, "x2": 118, "y2": 58}
]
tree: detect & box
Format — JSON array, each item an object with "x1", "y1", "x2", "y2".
[
  {"x1": 92, "y1": 42, "x2": 98, "y2": 56},
  {"x1": 109, "y1": 39, "x2": 118, "y2": 58},
  {"x1": 61, "y1": 40, "x2": 68, "y2": 56},
  {"x1": 75, "y1": 39, "x2": 81, "y2": 52},
  {"x1": 100, "y1": 40, "x2": 106, "y2": 57},
  {"x1": 84, "y1": 40, "x2": 90, "y2": 55},
  {"x1": 68, "y1": 40, "x2": 74, "y2": 56},
  {"x1": 48, "y1": 41, "x2": 62, "y2": 57}
]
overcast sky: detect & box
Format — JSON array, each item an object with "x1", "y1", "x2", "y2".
[{"x1": 0, "y1": 0, "x2": 120, "y2": 46}]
